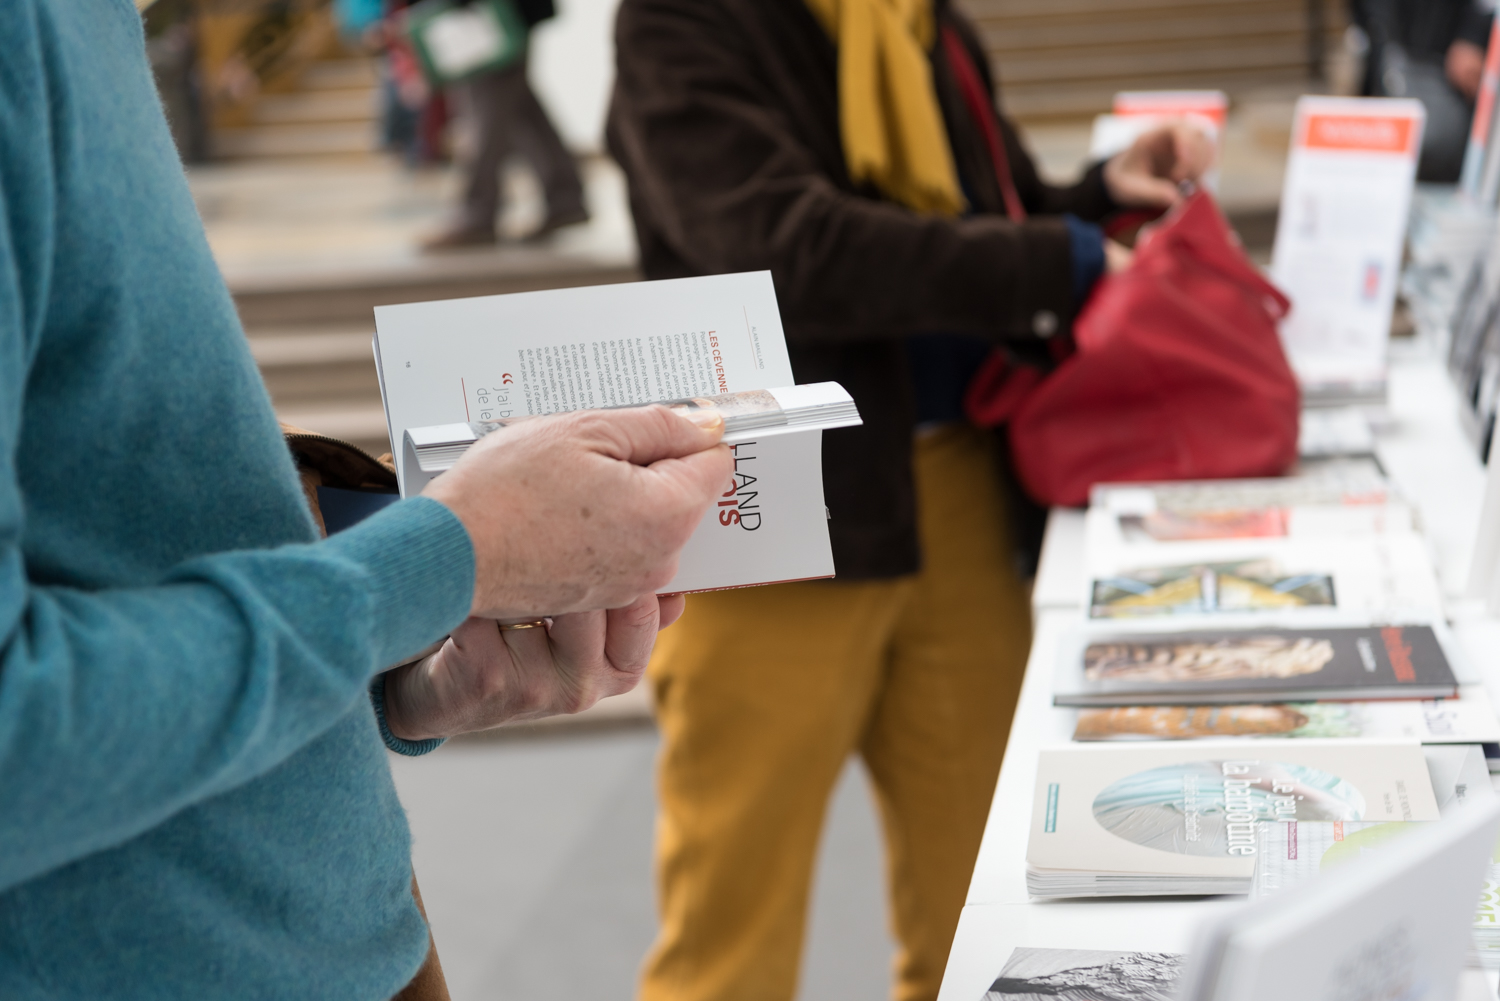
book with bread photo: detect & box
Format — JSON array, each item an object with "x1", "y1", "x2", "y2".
[
  {"x1": 1072, "y1": 687, "x2": 1500, "y2": 743},
  {"x1": 1053, "y1": 622, "x2": 1459, "y2": 708}
]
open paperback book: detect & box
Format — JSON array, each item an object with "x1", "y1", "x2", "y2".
[
  {"x1": 1025, "y1": 740, "x2": 1441, "y2": 897},
  {"x1": 372, "y1": 272, "x2": 860, "y2": 594}
]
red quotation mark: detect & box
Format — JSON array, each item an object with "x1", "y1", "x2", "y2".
[{"x1": 501, "y1": 373, "x2": 514, "y2": 385}]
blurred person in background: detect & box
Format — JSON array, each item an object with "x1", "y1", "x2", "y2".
[
  {"x1": 335, "y1": 0, "x2": 451, "y2": 167},
  {"x1": 607, "y1": 2, "x2": 1209, "y2": 1000},
  {"x1": 423, "y1": 0, "x2": 589, "y2": 249},
  {"x1": 0, "y1": 3, "x2": 731, "y2": 998},
  {"x1": 1352, "y1": 0, "x2": 1494, "y2": 182}
]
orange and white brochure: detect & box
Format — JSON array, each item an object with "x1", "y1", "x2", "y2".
[{"x1": 1270, "y1": 96, "x2": 1425, "y2": 397}]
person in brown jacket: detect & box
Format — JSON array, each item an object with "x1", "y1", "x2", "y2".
[{"x1": 606, "y1": 2, "x2": 1210, "y2": 999}]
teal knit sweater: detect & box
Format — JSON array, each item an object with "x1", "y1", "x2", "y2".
[{"x1": 0, "y1": 2, "x2": 477, "y2": 997}]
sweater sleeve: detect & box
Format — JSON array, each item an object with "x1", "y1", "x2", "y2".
[
  {"x1": 0, "y1": 6, "x2": 474, "y2": 891},
  {"x1": 0, "y1": 485, "x2": 474, "y2": 892},
  {"x1": 607, "y1": 0, "x2": 1078, "y2": 346}
]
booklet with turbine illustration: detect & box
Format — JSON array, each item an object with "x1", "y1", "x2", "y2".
[
  {"x1": 372, "y1": 271, "x2": 860, "y2": 594},
  {"x1": 1025, "y1": 740, "x2": 1441, "y2": 898}
]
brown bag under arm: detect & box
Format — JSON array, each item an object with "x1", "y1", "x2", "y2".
[{"x1": 281, "y1": 424, "x2": 453, "y2": 1001}]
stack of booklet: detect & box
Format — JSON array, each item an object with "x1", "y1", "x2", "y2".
[
  {"x1": 1025, "y1": 464, "x2": 1500, "y2": 902},
  {"x1": 1025, "y1": 740, "x2": 1444, "y2": 897}
]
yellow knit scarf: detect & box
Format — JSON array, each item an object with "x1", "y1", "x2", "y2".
[{"x1": 804, "y1": 0, "x2": 965, "y2": 216}]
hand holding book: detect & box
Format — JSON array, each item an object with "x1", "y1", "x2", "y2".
[{"x1": 423, "y1": 404, "x2": 733, "y2": 620}]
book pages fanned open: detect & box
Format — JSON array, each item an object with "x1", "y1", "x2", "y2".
[{"x1": 372, "y1": 272, "x2": 857, "y2": 594}]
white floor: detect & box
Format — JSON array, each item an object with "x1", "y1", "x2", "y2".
[{"x1": 389, "y1": 726, "x2": 895, "y2": 1001}]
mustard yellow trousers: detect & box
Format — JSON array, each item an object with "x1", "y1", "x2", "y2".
[{"x1": 639, "y1": 426, "x2": 1032, "y2": 1001}]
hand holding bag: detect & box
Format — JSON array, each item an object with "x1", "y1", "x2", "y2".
[{"x1": 965, "y1": 189, "x2": 1301, "y2": 507}]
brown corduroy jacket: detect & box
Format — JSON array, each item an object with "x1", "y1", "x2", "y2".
[{"x1": 606, "y1": 0, "x2": 1118, "y2": 579}]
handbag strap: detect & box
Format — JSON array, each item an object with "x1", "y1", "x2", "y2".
[{"x1": 941, "y1": 25, "x2": 1026, "y2": 222}]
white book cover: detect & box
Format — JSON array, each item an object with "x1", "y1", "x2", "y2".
[
  {"x1": 1027, "y1": 741, "x2": 1441, "y2": 883},
  {"x1": 372, "y1": 272, "x2": 837, "y2": 593}
]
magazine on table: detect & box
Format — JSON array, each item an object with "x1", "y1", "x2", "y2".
[
  {"x1": 1085, "y1": 533, "x2": 1444, "y2": 621},
  {"x1": 980, "y1": 946, "x2": 1184, "y2": 1000},
  {"x1": 1052, "y1": 621, "x2": 1461, "y2": 708},
  {"x1": 1086, "y1": 461, "x2": 1412, "y2": 551},
  {"x1": 1072, "y1": 687, "x2": 1500, "y2": 743},
  {"x1": 1246, "y1": 746, "x2": 1499, "y2": 966},
  {"x1": 1025, "y1": 740, "x2": 1441, "y2": 898},
  {"x1": 1177, "y1": 801, "x2": 1500, "y2": 1001},
  {"x1": 372, "y1": 272, "x2": 859, "y2": 594}
]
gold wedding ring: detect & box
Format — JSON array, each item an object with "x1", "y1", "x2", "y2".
[{"x1": 497, "y1": 619, "x2": 547, "y2": 632}]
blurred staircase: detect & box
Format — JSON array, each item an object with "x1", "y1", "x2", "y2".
[
  {"x1": 963, "y1": 0, "x2": 1343, "y2": 121},
  {"x1": 214, "y1": 57, "x2": 380, "y2": 159}
]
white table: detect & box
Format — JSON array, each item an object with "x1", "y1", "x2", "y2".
[{"x1": 937, "y1": 346, "x2": 1500, "y2": 1000}]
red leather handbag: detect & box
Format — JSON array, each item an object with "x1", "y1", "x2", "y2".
[{"x1": 964, "y1": 190, "x2": 1301, "y2": 507}]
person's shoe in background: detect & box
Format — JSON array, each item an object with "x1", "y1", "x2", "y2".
[
  {"x1": 420, "y1": 224, "x2": 498, "y2": 253},
  {"x1": 522, "y1": 206, "x2": 590, "y2": 245}
]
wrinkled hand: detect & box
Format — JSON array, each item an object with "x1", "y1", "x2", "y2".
[
  {"x1": 1103, "y1": 120, "x2": 1216, "y2": 208},
  {"x1": 382, "y1": 592, "x2": 687, "y2": 739},
  {"x1": 424, "y1": 406, "x2": 732, "y2": 619}
]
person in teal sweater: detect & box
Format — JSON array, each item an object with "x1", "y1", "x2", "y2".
[{"x1": 0, "y1": 2, "x2": 731, "y2": 997}]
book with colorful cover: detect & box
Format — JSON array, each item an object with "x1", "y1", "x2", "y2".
[
  {"x1": 1053, "y1": 623, "x2": 1459, "y2": 708},
  {"x1": 1026, "y1": 740, "x2": 1441, "y2": 898},
  {"x1": 1073, "y1": 689, "x2": 1500, "y2": 743},
  {"x1": 1085, "y1": 533, "x2": 1443, "y2": 621},
  {"x1": 1250, "y1": 748, "x2": 1499, "y2": 968}
]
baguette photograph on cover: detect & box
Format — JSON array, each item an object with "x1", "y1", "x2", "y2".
[
  {"x1": 372, "y1": 271, "x2": 862, "y2": 594},
  {"x1": 1053, "y1": 623, "x2": 1459, "y2": 707}
]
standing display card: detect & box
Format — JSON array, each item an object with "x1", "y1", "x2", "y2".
[{"x1": 1270, "y1": 97, "x2": 1425, "y2": 402}]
